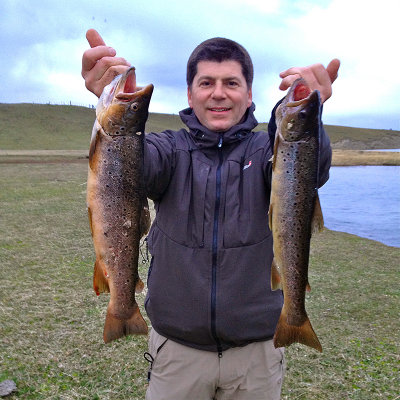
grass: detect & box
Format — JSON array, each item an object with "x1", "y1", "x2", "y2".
[
  {"x1": 1, "y1": 103, "x2": 399, "y2": 398},
  {"x1": 332, "y1": 150, "x2": 400, "y2": 166},
  {"x1": 0, "y1": 104, "x2": 186, "y2": 151},
  {"x1": 1, "y1": 103, "x2": 399, "y2": 151},
  {"x1": 0, "y1": 161, "x2": 399, "y2": 399}
]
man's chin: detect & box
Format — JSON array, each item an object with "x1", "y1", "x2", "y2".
[{"x1": 206, "y1": 122, "x2": 232, "y2": 133}]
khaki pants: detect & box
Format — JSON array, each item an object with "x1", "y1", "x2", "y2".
[{"x1": 145, "y1": 329, "x2": 285, "y2": 400}]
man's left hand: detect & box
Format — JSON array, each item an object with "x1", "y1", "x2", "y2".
[{"x1": 279, "y1": 59, "x2": 340, "y2": 103}]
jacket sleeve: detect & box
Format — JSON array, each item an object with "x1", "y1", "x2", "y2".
[
  {"x1": 143, "y1": 130, "x2": 177, "y2": 201},
  {"x1": 266, "y1": 98, "x2": 332, "y2": 188}
]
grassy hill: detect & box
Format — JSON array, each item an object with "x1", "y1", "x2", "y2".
[{"x1": 0, "y1": 103, "x2": 399, "y2": 150}]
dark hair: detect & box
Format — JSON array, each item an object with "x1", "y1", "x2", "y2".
[{"x1": 186, "y1": 37, "x2": 254, "y2": 88}]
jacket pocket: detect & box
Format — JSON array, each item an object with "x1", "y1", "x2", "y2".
[
  {"x1": 223, "y1": 157, "x2": 271, "y2": 248},
  {"x1": 154, "y1": 157, "x2": 210, "y2": 248}
]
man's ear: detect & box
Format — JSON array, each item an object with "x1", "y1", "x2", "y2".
[
  {"x1": 187, "y1": 86, "x2": 193, "y2": 108},
  {"x1": 247, "y1": 87, "x2": 253, "y2": 108}
]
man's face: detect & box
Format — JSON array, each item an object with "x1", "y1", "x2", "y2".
[{"x1": 187, "y1": 60, "x2": 252, "y2": 132}]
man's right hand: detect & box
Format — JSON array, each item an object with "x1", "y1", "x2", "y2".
[{"x1": 82, "y1": 29, "x2": 131, "y2": 97}]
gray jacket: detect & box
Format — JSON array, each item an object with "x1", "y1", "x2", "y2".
[{"x1": 143, "y1": 102, "x2": 331, "y2": 353}]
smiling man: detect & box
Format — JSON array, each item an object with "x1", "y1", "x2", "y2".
[
  {"x1": 187, "y1": 60, "x2": 252, "y2": 132},
  {"x1": 82, "y1": 30, "x2": 339, "y2": 400}
]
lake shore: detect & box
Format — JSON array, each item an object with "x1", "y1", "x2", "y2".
[{"x1": 1, "y1": 149, "x2": 400, "y2": 166}]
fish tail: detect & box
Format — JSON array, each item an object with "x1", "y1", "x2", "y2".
[
  {"x1": 103, "y1": 305, "x2": 148, "y2": 343},
  {"x1": 273, "y1": 306, "x2": 322, "y2": 352}
]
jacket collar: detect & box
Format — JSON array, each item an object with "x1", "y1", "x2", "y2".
[{"x1": 179, "y1": 103, "x2": 258, "y2": 149}]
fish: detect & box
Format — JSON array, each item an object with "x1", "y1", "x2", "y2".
[
  {"x1": 268, "y1": 78, "x2": 324, "y2": 352},
  {"x1": 87, "y1": 67, "x2": 153, "y2": 343}
]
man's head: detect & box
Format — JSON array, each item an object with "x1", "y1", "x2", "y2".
[
  {"x1": 186, "y1": 38, "x2": 254, "y2": 132},
  {"x1": 186, "y1": 37, "x2": 253, "y2": 89}
]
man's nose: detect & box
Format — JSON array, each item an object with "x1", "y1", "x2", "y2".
[{"x1": 211, "y1": 82, "x2": 226, "y2": 99}]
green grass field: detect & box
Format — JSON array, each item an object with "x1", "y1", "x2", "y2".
[
  {"x1": 1, "y1": 161, "x2": 399, "y2": 399},
  {"x1": 1, "y1": 103, "x2": 399, "y2": 151},
  {"x1": 0, "y1": 103, "x2": 399, "y2": 398}
]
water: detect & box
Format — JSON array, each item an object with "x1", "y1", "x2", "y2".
[{"x1": 319, "y1": 166, "x2": 400, "y2": 247}]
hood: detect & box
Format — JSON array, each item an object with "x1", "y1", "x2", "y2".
[{"x1": 179, "y1": 103, "x2": 259, "y2": 149}]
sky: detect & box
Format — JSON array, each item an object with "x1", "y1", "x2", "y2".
[{"x1": 1, "y1": 0, "x2": 399, "y2": 130}]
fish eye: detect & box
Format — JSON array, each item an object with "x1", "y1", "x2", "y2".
[
  {"x1": 299, "y1": 110, "x2": 307, "y2": 119},
  {"x1": 130, "y1": 102, "x2": 139, "y2": 111}
]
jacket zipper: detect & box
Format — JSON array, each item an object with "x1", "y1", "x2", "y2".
[{"x1": 211, "y1": 135, "x2": 223, "y2": 357}]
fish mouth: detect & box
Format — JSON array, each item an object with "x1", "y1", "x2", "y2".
[
  {"x1": 286, "y1": 78, "x2": 320, "y2": 108},
  {"x1": 114, "y1": 67, "x2": 154, "y2": 102}
]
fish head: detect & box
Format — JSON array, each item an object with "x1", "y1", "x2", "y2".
[
  {"x1": 96, "y1": 67, "x2": 154, "y2": 136},
  {"x1": 276, "y1": 78, "x2": 321, "y2": 142}
]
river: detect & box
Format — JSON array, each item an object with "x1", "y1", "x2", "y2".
[{"x1": 318, "y1": 166, "x2": 400, "y2": 248}]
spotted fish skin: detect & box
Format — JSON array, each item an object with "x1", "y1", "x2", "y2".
[
  {"x1": 269, "y1": 78, "x2": 324, "y2": 352},
  {"x1": 87, "y1": 67, "x2": 153, "y2": 343}
]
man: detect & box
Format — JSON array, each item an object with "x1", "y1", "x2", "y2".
[{"x1": 82, "y1": 29, "x2": 339, "y2": 400}]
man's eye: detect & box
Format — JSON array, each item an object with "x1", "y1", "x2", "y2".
[
  {"x1": 228, "y1": 81, "x2": 239, "y2": 87},
  {"x1": 200, "y1": 81, "x2": 211, "y2": 87}
]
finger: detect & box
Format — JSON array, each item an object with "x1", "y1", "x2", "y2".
[
  {"x1": 279, "y1": 66, "x2": 301, "y2": 79},
  {"x1": 326, "y1": 58, "x2": 340, "y2": 83},
  {"x1": 86, "y1": 29, "x2": 106, "y2": 48},
  {"x1": 86, "y1": 56, "x2": 131, "y2": 81},
  {"x1": 82, "y1": 47, "x2": 118, "y2": 76},
  {"x1": 279, "y1": 74, "x2": 300, "y2": 91},
  {"x1": 88, "y1": 65, "x2": 131, "y2": 97}
]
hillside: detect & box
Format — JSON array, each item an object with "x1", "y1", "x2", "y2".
[{"x1": 0, "y1": 103, "x2": 399, "y2": 150}]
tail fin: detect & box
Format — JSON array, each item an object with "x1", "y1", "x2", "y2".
[
  {"x1": 103, "y1": 305, "x2": 148, "y2": 343},
  {"x1": 273, "y1": 306, "x2": 322, "y2": 352}
]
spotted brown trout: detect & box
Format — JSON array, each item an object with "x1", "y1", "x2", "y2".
[
  {"x1": 87, "y1": 67, "x2": 153, "y2": 343},
  {"x1": 269, "y1": 78, "x2": 324, "y2": 352}
]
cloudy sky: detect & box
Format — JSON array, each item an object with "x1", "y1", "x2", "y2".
[{"x1": 1, "y1": 0, "x2": 399, "y2": 130}]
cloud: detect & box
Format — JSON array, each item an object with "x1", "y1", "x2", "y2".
[{"x1": 0, "y1": 0, "x2": 399, "y2": 129}]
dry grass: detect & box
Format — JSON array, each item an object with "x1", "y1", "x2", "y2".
[
  {"x1": 332, "y1": 150, "x2": 400, "y2": 166},
  {"x1": 1, "y1": 162, "x2": 399, "y2": 399}
]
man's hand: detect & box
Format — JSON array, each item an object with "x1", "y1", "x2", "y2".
[
  {"x1": 81, "y1": 29, "x2": 131, "y2": 97},
  {"x1": 279, "y1": 59, "x2": 340, "y2": 103}
]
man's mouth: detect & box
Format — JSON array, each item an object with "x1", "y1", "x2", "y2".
[{"x1": 209, "y1": 107, "x2": 231, "y2": 112}]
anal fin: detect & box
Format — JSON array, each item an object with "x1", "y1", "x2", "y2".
[
  {"x1": 93, "y1": 259, "x2": 110, "y2": 295},
  {"x1": 135, "y1": 278, "x2": 144, "y2": 294},
  {"x1": 270, "y1": 258, "x2": 282, "y2": 291},
  {"x1": 311, "y1": 193, "x2": 324, "y2": 234}
]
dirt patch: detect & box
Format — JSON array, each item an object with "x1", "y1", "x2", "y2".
[{"x1": 0, "y1": 150, "x2": 89, "y2": 164}]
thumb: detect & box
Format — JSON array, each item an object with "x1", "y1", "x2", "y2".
[
  {"x1": 326, "y1": 58, "x2": 340, "y2": 84},
  {"x1": 86, "y1": 29, "x2": 106, "y2": 48}
]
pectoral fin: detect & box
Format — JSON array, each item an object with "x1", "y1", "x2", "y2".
[
  {"x1": 271, "y1": 134, "x2": 280, "y2": 171},
  {"x1": 268, "y1": 203, "x2": 273, "y2": 231}
]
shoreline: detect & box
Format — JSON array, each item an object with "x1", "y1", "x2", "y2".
[{"x1": 1, "y1": 149, "x2": 400, "y2": 166}]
